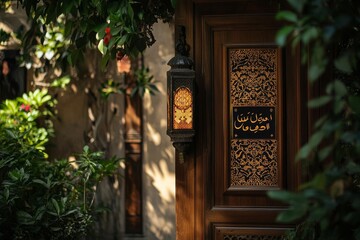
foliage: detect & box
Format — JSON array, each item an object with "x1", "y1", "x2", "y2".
[
  {"x1": 16, "y1": 0, "x2": 175, "y2": 69},
  {"x1": 0, "y1": 89, "x2": 55, "y2": 157},
  {"x1": 0, "y1": 90, "x2": 120, "y2": 239},
  {"x1": 1, "y1": 0, "x2": 166, "y2": 106},
  {"x1": 100, "y1": 65, "x2": 158, "y2": 99},
  {"x1": 132, "y1": 66, "x2": 159, "y2": 97},
  {"x1": 269, "y1": 0, "x2": 360, "y2": 239}
]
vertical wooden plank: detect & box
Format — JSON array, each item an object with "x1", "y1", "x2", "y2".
[
  {"x1": 175, "y1": 151, "x2": 195, "y2": 240},
  {"x1": 124, "y1": 87, "x2": 144, "y2": 235},
  {"x1": 174, "y1": 0, "x2": 196, "y2": 239}
]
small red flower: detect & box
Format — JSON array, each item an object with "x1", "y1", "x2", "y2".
[
  {"x1": 103, "y1": 34, "x2": 111, "y2": 46},
  {"x1": 103, "y1": 26, "x2": 112, "y2": 46},
  {"x1": 20, "y1": 104, "x2": 31, "y2": 112}
]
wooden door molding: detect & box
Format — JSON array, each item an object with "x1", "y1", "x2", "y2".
[{"x1": 175, "y1": 1, "x2": 307, "y2": 239}]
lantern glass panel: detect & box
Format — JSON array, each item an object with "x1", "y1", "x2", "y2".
[{"x1": 173, "y1": 86, "x2": 193, "y2": 129}]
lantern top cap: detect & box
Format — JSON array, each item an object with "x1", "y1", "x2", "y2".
[
  {"x1": 168, "y1": 26, "x2": 193, "y2": 69},
  {"x1": 168, "y1": 55, "x2": 193, "y2": 69}
]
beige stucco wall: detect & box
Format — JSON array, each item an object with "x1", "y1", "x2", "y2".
[{"x1": 142, "y1": 22, "x2": 176, "y2": 240}]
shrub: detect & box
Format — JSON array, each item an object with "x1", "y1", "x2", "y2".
[
  {"x1": 269, "y1": 0, "x2": 360, "y2": 239},
  {"x1": 0, "y1": 90, "x2": 120, "y2": 239}
]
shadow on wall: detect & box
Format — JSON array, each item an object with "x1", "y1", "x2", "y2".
[
  {"x1": 143, "y1": 147, "x2": 176, "y2": 239},
  {"x1": 142, "y1": 22, "x2": 176, "y2": 239},
  {"x1": 91, "y1": 22, "x2": 176, "y2": 239}
]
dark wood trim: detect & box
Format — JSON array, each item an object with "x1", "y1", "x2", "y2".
[
  {"x1": 174, "y1": 1, "x2": 197, "y2": 239},
  {"x1": 175, "y1": 151, "x2": 196, "y2": 240},
  {"x1": 124, "y1": 82, "x2": 144, "y2": 235}
]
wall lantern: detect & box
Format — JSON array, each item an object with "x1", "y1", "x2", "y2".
[{"x1": 167, "y1": 26, "x2": 195, "y2": 163}]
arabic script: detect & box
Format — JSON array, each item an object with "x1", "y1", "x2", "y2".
[{"x1": 232, "y1": 107, "x2": 275, "y2": 139}]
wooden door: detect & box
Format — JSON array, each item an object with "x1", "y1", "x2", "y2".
[{"x1": 175, "y1": 1, "x2": 308, "y2": 239}]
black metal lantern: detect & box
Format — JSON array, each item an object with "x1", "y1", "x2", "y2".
[{"x1": 167, "y1": 26, "x2": 195, "y2": 163}]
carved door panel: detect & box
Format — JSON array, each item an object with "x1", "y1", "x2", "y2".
[
  {"x1": 209, "y1": 18, "x2": 288, "y2": 239},
  {"x1": 175, "y1": 1, "x2": 306, "y2": 240}
]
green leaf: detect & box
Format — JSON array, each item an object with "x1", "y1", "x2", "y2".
[
  {"x1": 309, "y1": 45, "x2": 327, "y2": 82},
  {"x1": 128, "y1": 4, "x2": 134, "y2": 22},
  {"x1": 51, "y1": 198, "x2": 60, "y2": 216},
  {"x1": 276, "y1": 206, "x2": 307, "y2": 223},
  {"x1": 349, "y1": 96, "x2": 360, "y2": 115},
  {"x1": 95, "y1": 24, "x2": 108, "y2": 40},
  {"x1": 318, "y1": 146, "x2": 333, "y2": 161},
  {"x1": 296, "y1": 143, "x2": 312, "y2": 160},
  {"x1": 268, "y1": 190, "x2": 296, "y2": 202},
  {"x1": 276, "y1": 26, "x2": 294, "y2": 46},
  {"x1": 98, "y1": 39, "x2": 105, "y2": 55},
  {"x1": 83, "y1": 145, "x2": 89, "y2": 153},
  {"x1": 105, "y1": 38, "x2": 114, "y2": 50},
  {"x1": 51, "y1": 227, "x2": 62, "y2": 231},
  {"x1": 4, "y1": 187, "x2": 9, "y2": 200},
  {"x1": 276, "y1": 11, "x2": 298, "y2": 22},
  {"x1": 301, "y1": 173, "x2": 326, "y2": 191},
  {"x1": 117, "y1": 34, "x2": 128, "y2": 46},
  {"x1": 315, "y1": 116, "x2": 328, "y2": 129},
  {"x1": 67, "y1": 53, "x2": 73, "y2": 66},
  {"x1": 308, "y1": 131, "x2": 325, "y2": 148},
  {"x1": 288, "y1": 0, "x2": 305, "y2": 13},
  {"x1": 63, "y1": 1, "x2": 75, "y2": 14},
  {"x1": 33, "y1": 179, "x2": 50, "y2": 189},
  {"x1": 335, "y1": 53, "x2": 353, "y2": 73},
  {"x1": 268, "y1": 191, "x2": 309, "y2": 223},
  {"x1": 17, "y1": 211, "x2": 35, "y2": 225},
  {"x1": 308, "y1": 96, "x2": 331, "y2": 108},
  {"x1": 334, "y1": 99, "x2": 345, "y2": 114},
  {"x1": 109, "y1": 27, "x2": 121, "y2": 36},
  {"x1": 62, "y1": 208, "x2": 78, "y2": 217},
  {"x1": 333, "y1": 80, "x2": 347, "y2": 98},
  {"x1": 309, "y1": 63, "x2": 325, "y2": 82},
  {"x1": 302, "y1": 27, "x2": 319, "y2": 45},
  {"x1": 51, "y1": 75, "x2": 71, "y2": 89},
  {"x1": 346, "y1": 162, "x2": 360, "y2": 175},
  {"x1": 34, "y1": 206, "x2": 46, "y2": 221},
  {"x1": 5, "y1": 129, "x2": 17, "y2": 139}
]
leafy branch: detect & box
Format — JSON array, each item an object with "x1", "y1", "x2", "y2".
[{"x1": 269, "y1": 0, "x2": 360, "y2": 239}]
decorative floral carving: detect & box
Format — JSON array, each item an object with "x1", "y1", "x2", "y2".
[
  {"x1": 230, "y1": 139, "x2": 278, "y2": 187},
  {"x1": 224, "y1": 235, "x2": 283, "y2": 240},
  {"x1": 229, "y1": 48, "x2": 278, "y2": 106}
]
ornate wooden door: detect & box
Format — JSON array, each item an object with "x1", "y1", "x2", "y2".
[{"x1": 174, "y1": 1, "x2": 307, "y2": 239}]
